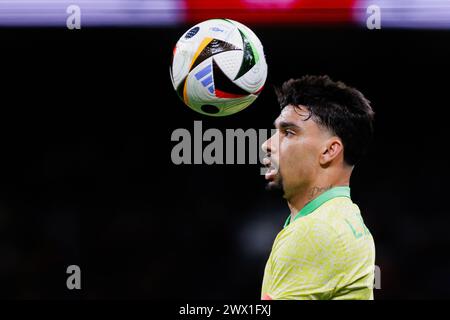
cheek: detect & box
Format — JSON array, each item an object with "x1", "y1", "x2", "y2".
[{"x1": 281, "y1": 139, "x2": 319, "y2": 172}]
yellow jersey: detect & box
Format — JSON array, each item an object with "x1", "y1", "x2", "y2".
[{"x1": 261, "y1": 186, "x2": 375, "y2": 300}]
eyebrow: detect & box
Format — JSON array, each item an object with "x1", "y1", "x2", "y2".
[{"x1": 274, "y1": 120, "x2": 301, "y2": 130}]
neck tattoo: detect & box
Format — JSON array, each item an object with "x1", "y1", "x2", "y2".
[{"x1": 308, "y1": 185, "x2": 333, "y2": 200}]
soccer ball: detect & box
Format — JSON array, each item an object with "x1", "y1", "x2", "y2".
[{"x1": 170, "y1": 19, "x2": 267, "y2": 117}]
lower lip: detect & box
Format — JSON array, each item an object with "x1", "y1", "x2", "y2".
[{"x1": 265, "y1": 169, "x2": 277, "y2": 180}]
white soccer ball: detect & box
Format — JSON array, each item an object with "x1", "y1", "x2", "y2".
[{"x1": 170, "y1": 19, "x2": 267, "y2": 116}]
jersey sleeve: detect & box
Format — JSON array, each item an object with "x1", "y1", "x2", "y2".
[{"x1": 263, "y1": 218, "x2": 346, "y2": 300}]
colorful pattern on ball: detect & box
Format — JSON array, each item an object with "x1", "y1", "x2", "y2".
[{"x1": 170, "y1": 19, "x2": 267, "y2": 116}]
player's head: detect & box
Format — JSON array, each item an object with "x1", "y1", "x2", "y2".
[{"x1": 262, "y1": 75, "x2": 375, "y2": 199}]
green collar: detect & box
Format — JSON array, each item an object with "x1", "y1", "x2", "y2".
[{"x1": 284, "y1": 186, "x2": 351, "y2": 228}]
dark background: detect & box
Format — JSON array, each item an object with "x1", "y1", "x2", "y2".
[{"x1": 0, "y1": 26, "x2": 449, "y2": 299}]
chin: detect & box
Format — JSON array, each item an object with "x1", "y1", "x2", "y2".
[
  {"x1": 265, "y1": 181, "x2": 277, "y2": 190},
  {"x1": 265, "y1": 177, "x2": 283, "y2": 191}
]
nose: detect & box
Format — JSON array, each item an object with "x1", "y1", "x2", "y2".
[{"x1": 262, "y1": 132, "x2": 277, "y2": 154}]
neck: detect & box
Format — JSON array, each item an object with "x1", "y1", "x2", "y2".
[{"x1": 287, "y1": 175, "x2": 350, "y2": 221}]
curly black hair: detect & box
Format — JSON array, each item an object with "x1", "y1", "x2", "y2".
[{"x1": 275, "y1": 75, "x2": 375, "y2": 166}]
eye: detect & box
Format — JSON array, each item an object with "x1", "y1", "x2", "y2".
[{"x1": 284, "y1": 129, "x2": 295, "y2": 136}]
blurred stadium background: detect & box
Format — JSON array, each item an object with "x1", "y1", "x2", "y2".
[
  {"x1": 1, "y1": 0, "x2": 450, "y2": 28},
  {"x1": 0, "y1": 0, "x2": 449, "y2": 299}
]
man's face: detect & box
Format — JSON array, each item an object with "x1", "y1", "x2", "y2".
[{"x1": 262, "y1": 105, "x2": 332, "y2": 199}]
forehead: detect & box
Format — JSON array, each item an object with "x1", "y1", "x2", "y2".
[{"x1": 275, "y1": 105, "x2": 311, "y2": 127}]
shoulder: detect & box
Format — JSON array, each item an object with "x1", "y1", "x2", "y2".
[
  {"x1": 289, "y1": 197, "x2": 357, "y2": 239},
  {"x1": 285, "y1": 198, "x2": 360, "y2": 255},
  {"x1": 317, "y1": 197, "x2": 361, "y2": 220},
  {"x1": 285, "y1": 213, "x2": 343, "y2": 257},
  {"x1": 310, "y1": 197, "x2": 364, "y2": 237}
]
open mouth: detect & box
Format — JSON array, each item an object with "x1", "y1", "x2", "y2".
[{"x1": 263, "y1": 157, "x2": 278, "y2": 180}]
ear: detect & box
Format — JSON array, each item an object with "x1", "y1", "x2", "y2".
[{"x1": 319, "y1": 137, "x2": 343, "y2": 166}]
